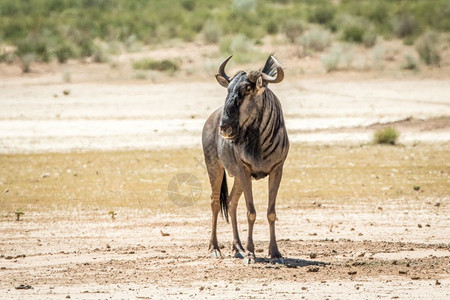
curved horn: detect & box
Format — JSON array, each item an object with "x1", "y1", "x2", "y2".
[
  {"x1": 261, "y1": 55, "x2": 284, "y2": 84},
  {"x1": 217, "y1": 55, "x2": 232, "y2": 82}
]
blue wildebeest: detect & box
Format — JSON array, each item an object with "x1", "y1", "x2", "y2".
[{"x1": 202, "y1": 55, "x2": 289, "y2": 264}]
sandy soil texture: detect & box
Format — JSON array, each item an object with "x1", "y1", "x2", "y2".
[
  {"x1": 1, "y1": 145, "x2": 449, "y2": 299},
  {"x1": 1, "y1": 49, "x2": 449, "y2": 298},
  {"x1": 0, "y1": 77, "x2": 449, "y2": 153},
  {"x1": 1, "y1": 206, "x2": 449, "y2": 299}
]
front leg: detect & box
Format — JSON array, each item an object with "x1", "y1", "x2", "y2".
[
  {"x1": 267, "y1": 165, "x2": 284, "y2": 264},
  {"x1": 240, "y1": 174, "x2": 256, "y2": 264},
  {"x1": 229, "y1": 178, "x2": 245, "y2": 258}
]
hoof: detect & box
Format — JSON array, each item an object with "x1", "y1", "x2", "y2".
[
  {"x1": 243, "y1": 253, "x2": 256, "y2": 265},
  {"x1": 234, "y1": 251, "x2": 245, "y2": 259},
  {"x1": 243, "y1": 256, "x2": 255, "y2": 264},
  {"x1": 210, "y1": 249, "x2": 221, "y2": 258},
  {"x1": 269, "y1": 257, "x2": 284, "y2": 265}
]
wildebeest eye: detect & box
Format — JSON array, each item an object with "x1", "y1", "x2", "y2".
[{"x1": 245, "y1": 85, "x2": 252, "y2": 92}]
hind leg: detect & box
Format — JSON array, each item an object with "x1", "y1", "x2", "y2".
[{"x1": 206, "y1": 161, "x2": 225, "y2": 258}]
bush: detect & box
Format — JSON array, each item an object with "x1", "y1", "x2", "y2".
[
  {"x1": 202, "y1": 20, "x2": 222, "y2": 44},
  {"x1": 230, "y1": 34, "x2": 254, "y2": 53},
  {"x1": 308, "y1": 4, "x2": 336, "y2": 26},
  {"x1": 362, "y1": 31, "x2": 377, "y2": 48},
  {"x1": 298, "y1": 27, "x2": 332, "y2": 52},
  {"x1": 19, "y1": 53, "x2": 34, "y2": 73},
  {"x1": 341, "y1": 23, "x2": 365, "y2": 43},
  {"x1": 232, "y1": 0, "x2": 256, "y2": 12},
  {"x1": 415, "y1": 31, "x2": 441, "y2": 66},
  {"x1": 282, "y1": 19, "x2": 306, "y2": 43},
  {"x1": 92, "y1": 40, "x2": 110, "y2": 63},
  {"x1": 132, "y1": 58, "x2": 180, "y2": 73},
  {"x1": 321, "y1": 48, "x2": 341, "y2": 72},
  {"x1": 55, "y1": 43, "x2": 75, "y2": 63},
  {"x1": 402, "y1": 55, "x2": 419, "y2": 70},
  {"x1": 392, "y1": 13, "x2": 418, "y2": 38},
  {"x1": 374, "y1": 127, "x2": 399, "y2": 145}
]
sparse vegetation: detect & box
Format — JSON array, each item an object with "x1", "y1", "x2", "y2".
[
  {"x1": 282, "y1": 19, "x2": 306, "y2": 43},
  {"x1": 374, "y1": 127, "x2": 400, "y2": 145},
  {"x1": 133, "y1": 58, "x2": 179, "y2": 73},
  {"x1": 298, "y1": 27, "x2": 332, "y2": 53},
  {"x1": 321, "y1": 47, "x2": 341, "y2": 72},
  {"x1": 0, "y1": 0, "x2": 447, "y2": 70},
  {"x1": 15, "y1": 209, "x2": 24, "y2": 221},
  {"x1": 108, "y1": 210, "x2": 117, "y2": 220},
  {"x1": 402, "y1": 55, "x2": 419, "y2": 71},
  {"x1": 415, "y1": 31, "x2": 441, "y2": 66}
]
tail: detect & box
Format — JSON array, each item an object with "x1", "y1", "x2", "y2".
[{"x1": 219, "y1": 171, "x2": 229, "y2": 223}]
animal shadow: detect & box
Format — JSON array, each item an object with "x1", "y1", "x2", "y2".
[{"x1": 255, "y1": 257, "x2": 329, "y2": 268}]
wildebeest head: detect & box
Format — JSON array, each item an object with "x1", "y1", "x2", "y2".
[{"x1": 215, "y1": 55, "x2": 284, "y2": 140}]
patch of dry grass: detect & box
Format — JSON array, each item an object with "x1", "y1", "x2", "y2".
[{"x1": 0, "y1": 144, "x2": 448, "y2": 215}]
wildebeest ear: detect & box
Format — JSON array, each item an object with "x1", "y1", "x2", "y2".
[
  {"x1": 256, "y1": 75, "x2": 264, "y2": 89},
  {"x1": 215, "y1": 75, "x2": 229, "y2": 88}
]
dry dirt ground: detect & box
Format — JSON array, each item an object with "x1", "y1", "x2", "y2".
[
  {"x1": 1, "y1": 145, "x2": 449, "y2": 299},
  {"x1": 0, "y1": 44, "x2": 449, "y2": 298}
]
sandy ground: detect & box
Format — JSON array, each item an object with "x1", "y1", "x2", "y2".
[
  {"x1": 0, "y1": 73, "x2": 449, "y2": 153},
  {"x1": 0, "y1": 205, "x2": 449, "y2": 299},
  {"x1": 1, "y1": 49, "x2": 449, "y2": 298}
]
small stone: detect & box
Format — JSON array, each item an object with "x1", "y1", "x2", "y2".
[
  {"x1": 418, "y1": 224, "x2": 422, "y2": 228},
  {"x1": 434, "y1": 202, "x2": 440, "y2": 207},
  {"x1": 435, "y1": 280, "x2": 441, "y2": 285},
  {"x1": 307, "y1": 266, "x2": 319, "y2": 273},
  {"x1": 41, "y1": 173, "x2": 50, "y2": 178},
  {"x1": 199, "y1": 286, "x2": 204, "y2": 291},
  {"x1": 309, "y1": 252, "x2": 317, "y2": 259},
  {"x1": 399, "y1": 270, "x2": 407, "y2": 275},
  {"x1": 411, "y1": 276, "x2": 420, "y2": 280},
  {"x1": 66, "y1": 296, "x2": 71, "y2": 299},
  {"x1": 348, "y1": 271, "x2": 357, "y2": 275},
  {"x1": 301, "y1": 287, "x2": 307, "y2": 290},
  {"x1": 15, "y1": 285, "x2": 33, "y2": 290}
]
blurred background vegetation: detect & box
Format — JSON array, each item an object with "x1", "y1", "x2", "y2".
[{"x1": 0, "y1": 0, "x2": 449, "y2": 72}]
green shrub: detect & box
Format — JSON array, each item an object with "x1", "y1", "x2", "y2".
[
  {"x1": 341, "y1": 23, "x2": 364, "y2": 43},
  {"x1": 230, "y1": 34, "x2": 254, "y2": 54},
  {"x1": 298, "y1": 27, "x2": 332, "y2": 52},
  {"x1": 321, "y1": 48, "x2": 341, "y2": 72},
  {"x1": 132, "y1": 58, "x2": 180, "y2": 73},
  {"x1": 19, "y1": 53, "x2": 34, "y2": 73},
  {"x1": 415, "y1": 31, "x2": 441, "y2": 66},
  {"x1": 202, "y1": 20, "x2": 222, "y2": 44},
  {"x1": 55, "y1": 43, "x2": 75, "y2": 63},
  {"x1": 282, "y1": 19, "x2": 306, "y2": 43},
  {"x1": 362, "y1": 31, "x2": 377, "y2": 48},
  {"x1": 402, "y1": 55, "x2": 419, "y2": 70},
  {"x1": 232, "y1": 0, "x2": 256, "y2": 12},
  {"x1": 392, "y1": 13, "x2": 418, "y2": 38},
  {"x1": 374, "y1": 127, "x2": 399, "y2": 145},
  {"x1": 308, "y1": 4, "x2": 336, "y2": 26},
  {"x1": 0, "y1": 51, "x2": 15, "y2": 64}
]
